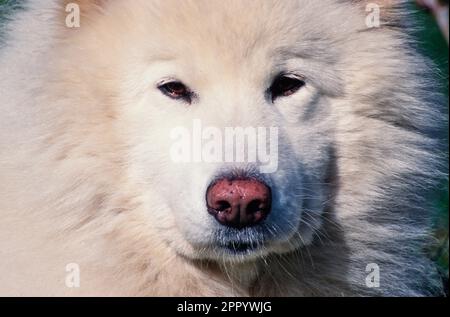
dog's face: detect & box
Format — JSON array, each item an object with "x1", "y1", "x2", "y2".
[{"x1": 71, "y1": 0, "x2": 365, "y2": 262}]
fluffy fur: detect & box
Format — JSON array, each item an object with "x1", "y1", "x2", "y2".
[{"x1": 0, "y1": 0, "x2": 446, "y2": 296}]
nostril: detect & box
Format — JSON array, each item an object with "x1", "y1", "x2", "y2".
[
  {"x1": 207, "y1": 200, "x2": 232, "y2": 216},
  {"x1": 216, "y1": 201, "x2": 231, "y2": 212},
  {"x1": 246, "y1": 200, "x2": 263, "y2": 214}
]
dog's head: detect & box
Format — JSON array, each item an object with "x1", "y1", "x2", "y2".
[{"x1": 61, "y1": 0, "x2": 400, "y2": 262}]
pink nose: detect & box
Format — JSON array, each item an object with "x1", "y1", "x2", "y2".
[{"x1": 206, "y1": 178, "x2": 272, "y2": 229}]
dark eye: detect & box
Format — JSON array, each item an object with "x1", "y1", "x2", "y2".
[
  {"x1": 269, "y1": 75, "x2": 305, "y2": 102},
  {"x1": 158, "y1": 81, "x2": 193, "y2": 103}
]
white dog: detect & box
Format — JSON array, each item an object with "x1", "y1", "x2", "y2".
[{"x1": 0, "y1": 0, "x2": 445, "y2": 296}]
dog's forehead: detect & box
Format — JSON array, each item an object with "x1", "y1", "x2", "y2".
[
  {"x1": 110, "y1": 1, "x2": 330, "y2": 54},
  {"x1": 148, "y1": 1, "x2": 301, "y2": 47},
  {"x1": 125, "y1": 0, "x2": 344, "y2": 68},
  {"x1": 81, "y1": 0, "x2": 362, "y2": 83}
]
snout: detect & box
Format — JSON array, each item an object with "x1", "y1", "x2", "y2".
[{"x1": 206, "y1": 177, "x2": 272, "y2": 229}]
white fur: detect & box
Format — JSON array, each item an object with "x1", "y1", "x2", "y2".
[{"x1": 0, "y1": 0, "x2": 445, "y2": 296}]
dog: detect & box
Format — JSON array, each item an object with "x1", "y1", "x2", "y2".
[{"x1": 0, "y1": 0, "x2": 445, "y2": 296}]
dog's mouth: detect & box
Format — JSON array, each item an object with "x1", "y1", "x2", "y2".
[
  {"x1": 209, "y1": 224, "x2": 273, "y2": 256},
  {"x1": 220, "y1": 241, "x2": 261, "y2": 254}
]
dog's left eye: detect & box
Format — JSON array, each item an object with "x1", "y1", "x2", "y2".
[
  {"x1": 269, "y1": 75, "x2": 305, "y2": 102},
  {"x1": 158, "y1": 81, "x2": 193, "y2": 103}
]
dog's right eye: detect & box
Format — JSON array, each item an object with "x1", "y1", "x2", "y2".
[
  {"x1": 158, "y1": 81, "x2": 193, "y2": 103},
  {"x1": 269, "y1": 75, "x2": 305, "y2": 102}
]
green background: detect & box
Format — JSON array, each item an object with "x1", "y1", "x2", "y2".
[{"x1": 410, "y1": 2, "x2": 449, "y2": 293}]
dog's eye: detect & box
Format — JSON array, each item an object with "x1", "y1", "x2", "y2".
[
  {"x1": 269, "y1": 75, "x2": 305, "y2": 102},
  {"x1": 158, "y1": 81, "x2": 193, "y2": 103}
]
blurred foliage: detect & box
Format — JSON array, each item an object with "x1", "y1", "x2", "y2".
[{"x1": 411, "y1": 1, "x2": 449, "y2": 294}]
